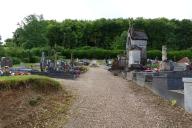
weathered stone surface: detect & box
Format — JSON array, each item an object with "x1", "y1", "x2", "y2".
[
  {"x1": 183, "y1": 78, "x2": 192, "y2": 112},
  {"x1": 173, "y1": 63, "x2": 187, "y2": 71},
  {"x1": 159, "y1": 61, "x2": 171, "y2": 71},
  {"x1": 162, "y1": 45, "x2": 167, "y2": 61},
  {"x1": 134, "y1": 72, "x2": 155, "y2": 87}
]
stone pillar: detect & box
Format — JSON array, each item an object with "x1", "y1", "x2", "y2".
[
  {"x1": 40, "y1": 52, "x2": 45, "y2": 72},
  {"x1": 183, "y1": 78, "x2": 192, "y2": 112},
  {"x1": 162, "y1": 45, "x2": 167, "y2": 61}
]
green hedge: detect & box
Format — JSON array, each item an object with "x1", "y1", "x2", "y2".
[
  {"x1": 147, "y1": 50, "x2": 192, "y2": 61},
  {"x1": 61, "y1": 48, "x2": 123, "y2": 59},
  {"x1": 11, "y1": 57, "x2": 21, "y2": 64},
  {"x1": 147, "y1": 50, "x2": 161, "y2": 59},
  {"x1": 2, "y1": 47, "x2": 192, "y2": 63},
  {"x1": 2, "y1": 46, "x2": 123, "y2": 61}
]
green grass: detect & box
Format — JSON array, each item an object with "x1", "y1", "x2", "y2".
[{"x1": 0, "y1": 75, "x2": 61, "y2": 92}]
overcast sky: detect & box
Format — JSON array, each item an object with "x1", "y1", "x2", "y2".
[{"x1": 0, "y1": 0, "x2": 191, "y2": 41}]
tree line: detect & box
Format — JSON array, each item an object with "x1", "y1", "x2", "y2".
[{"x1": 4, "y1": 14, "x2": 192, "y2": 50}]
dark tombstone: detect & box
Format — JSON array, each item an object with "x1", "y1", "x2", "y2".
[
  {"x1": 48, "y1": 60, "x2": 55, "y2": 72},
  {"x1": 1, "y1": 57, "x2": 12, "y2": 68}
]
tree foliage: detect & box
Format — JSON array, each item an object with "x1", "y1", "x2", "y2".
[
  {"x1": 8, "y1": 15, "x2": 192, "y2": 50},
  {"x1": 0, "y1": 35, "x2": 2, "y2": 45},
  {"x1": 13, "y1": 14, "x2": 48, "y2": 48}
]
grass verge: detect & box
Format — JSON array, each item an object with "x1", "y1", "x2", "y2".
[{"x1": 0, "y1": 75, "x2": 61, "y2": 92}]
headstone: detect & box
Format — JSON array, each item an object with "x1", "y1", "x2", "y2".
[
  {"x1": 177, "y1": 57, "x2": 190, "y2": 64},
  {"x1": 159, "y1": 61, "x2": 171, "y2": 71},
  {"x1": 160, "y1": 46, "x2": 171, "y2": 71},
  {"x1": 174, "y1": 63, "x2": 187, "y2": 71},
  {"x1": 90, "y1": 60, "x2": 98, "y2": 67},
  {"x1": 0, "y1": 70, "x2": 3, "y2": 76},
  {"x1": 183, "y1": 78, "x2": 192, "y2": 112},
  {"x1": 40, "y1": 52, "x2": 46, "y2": 71},
  {"x1": 174, "y1": 57, "x2": 190, "y2": 71},
  {"x1": 129, "y1": 49, "x2": 141, "y2": 65},
  {"x1": 1, "y1": 57, "x2": 12, "y2": 68},
  {"x1": 162, "y1": 45, "x2": 167, "y2": 61},
  {"x1": 108, "y1": 60, "x2": 112, "y2": 65},
  {"x1": 49, "y1": 60, "x2": 55, "y2": 72}
]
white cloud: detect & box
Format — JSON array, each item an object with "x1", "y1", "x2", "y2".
[{"x1": 0, "y1": 0, "x2": 191, "y2": 41}]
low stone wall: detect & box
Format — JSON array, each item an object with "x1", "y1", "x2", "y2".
[
  {"x1": 131, "y1": 71, "x2": 192, "y2": 107},
  {"x1": 112, "y1": 70, "x2": 192, "y2": 109},
  {"x1": 154, "y1": 71, "x2": 192, "y2": 90},
  {"x1": 134, "y1": 72, "x2": 155, "y2": 87}
]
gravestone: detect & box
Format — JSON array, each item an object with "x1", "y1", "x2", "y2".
[
  {"x1": 183, "y1": 78, "x2": 192, "y2": 112},
  {"x1": 162, "y1": 45, "x2": 167, "y2": 61},
  {"x1": 160, "y1": 61, "x2": 171, "y2": 71},
  {"x1": 159, "y1": 46, "x2": 172, "y2": 71},
  {"x1": 40, "y1": 52, "x2": 46, "y2": 71},
  {"x1": 1, "y1": 57, "x2": 12, "y2": 68},
  {"x1": 174, "y1": 57, "x2": 190, "y2": 71},
  {"x1": 174, "y1": 63, "x2": 187, "y2": 71}
]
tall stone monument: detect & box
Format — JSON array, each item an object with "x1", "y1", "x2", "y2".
[
  {"x1": 160, "y1": 45, "x2": 171, "y2": 71},
  {"x1": 40, "y1": 52, "x2": 46, "y2": 71},
  {"x1": 162, "y1": 45, "x2": 167, "y2": 61},
  {"x1": 126, "y1": 27, "x2": 148, "y2": 68}
]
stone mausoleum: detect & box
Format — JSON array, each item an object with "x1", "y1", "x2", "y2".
[{"x1": 126, "y1": 27, "x2": 148, "y2": 67}]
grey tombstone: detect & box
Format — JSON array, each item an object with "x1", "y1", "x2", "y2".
[
  {"x1": 159, "y1": 46, "x2": 173, "y2": 71},
  {"x1": 174, "y1": 63, "x2": 187, "y2": 71},
  {"x1": 183, "y1": 78, "x2": 192, "y2": 112},
  {"x1": 162, "y1": 45, "x2": 167, "y2": 61}
]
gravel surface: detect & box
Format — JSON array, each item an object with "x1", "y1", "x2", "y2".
[{"x1": 61, "y1": 67, "x2": 192, "y2": 128}]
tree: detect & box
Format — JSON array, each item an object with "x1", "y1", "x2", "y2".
[
  {"x1": 11, "y1": 15, "x2": 192, "y2": 50},
  {"x1": 13, "y1": 14, "x2": 48, "y2": 48},
  {"x1": 0, "y1": 35, "x2": 3, "y2": 45},
  {"x1": 111, "y1": 31, "x2": 128, "y2": 50},
  {"x1": 47, "y1": 23, "x2": 63, "y2": 47},
  {"x1": 4, "y1": 38, "x2": 14, "y2": 47}
]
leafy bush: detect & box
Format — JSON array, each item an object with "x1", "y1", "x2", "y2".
[
  {"x1": 147, "y1": 50, "x2": 161, "y2": 59},
  {"x1": 61, "y1": 47, "x2": 123, "y2": 59},
  {"x1": 0, "y1": 75, "x2": 61, "y2": 92},
  {"x1": 11, "y1": 57, "x2": 21, "y2": 64},
  {"x1": 147, "y1": 50, "x2": 192, "y2": 61},
  {"x1": 29, "y1": 56, "x2": 40, "y2": 63},
  {"x1": 3, "y1": 46, "x2": 192, "y2": 62},
  {"x1": 0, "y1": 47, "x2": 5, "y2": 57},
  {"x1": 22, "y1": 58, "x2": 30, "y2": 63},
  {"x1": 5, "y1": 47, "x2": 25, "y2": 58},
  {"x1": 168, "y1": 50, "x2": 192, "y2": 61}
]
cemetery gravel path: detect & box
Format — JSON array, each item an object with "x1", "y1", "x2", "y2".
[{"x1": 60, "y1": 67, "x2": 192, "y2": 128}]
